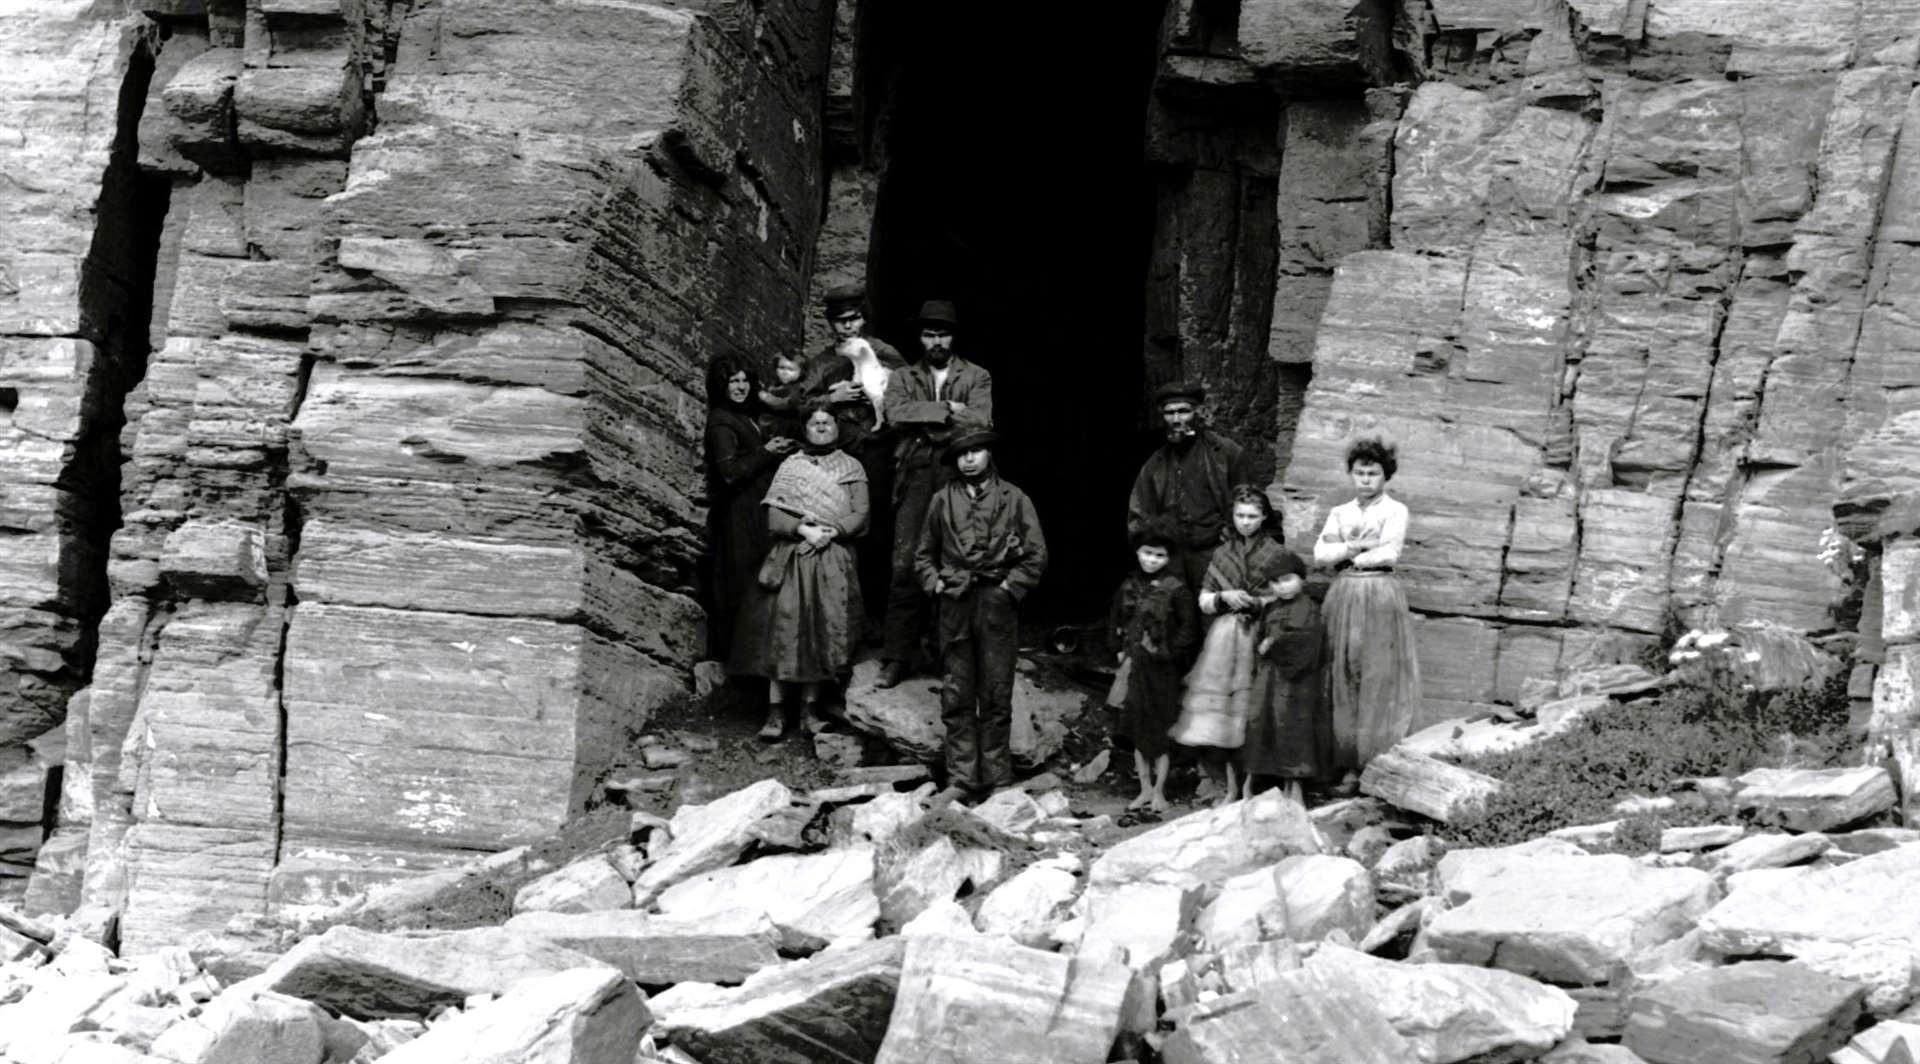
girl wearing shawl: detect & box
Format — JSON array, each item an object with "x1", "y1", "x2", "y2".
[
  {"x1": 730, "y1": 405, "x2": 869, "y2": 740},
  {"x1": 1170, "y1": 485, "x2": 1289, "y2": 806},
  {"x1": 1313, "y1": 437, "x2": 1420, "y2": 789},
  {"x1": 704, "y1": 355, "x2": 794, "y2": 662}
]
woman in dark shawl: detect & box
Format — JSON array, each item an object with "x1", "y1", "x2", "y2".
[
  {"x1": 704, "y1": 355, "x2": 794, "y2": 662},
  {"x1": 729, "y1": 403, "x2": 868, "y2": 740}
]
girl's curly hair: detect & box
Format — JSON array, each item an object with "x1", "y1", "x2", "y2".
[{"x1": 1344, "y1": 436, "x2": 1398, "y2": 480}]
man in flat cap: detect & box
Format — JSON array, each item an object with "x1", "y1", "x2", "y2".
[
  {"x1": 915, "y1": 426, "x2": 1047, "y2": 802},
  {"x1": 877, "y1": 299, "x2": 994, "y2": 688},
  {"x1": 1127, "y1": 380, "x2": 1265, "y2": 593}
]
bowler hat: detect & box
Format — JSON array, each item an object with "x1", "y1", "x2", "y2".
[
  {"x1": 823, "y1": 284, "x2": 865, "y2": 319},
  {"x1": 943, "y1": 426, "x2": 998, "y2": 464},
  {"x1": 1154, "y1": 380, "x2": 1206, "y2": 407},
  {"x1": 916, "y1": 299, "x2": 959, "y2": 328}
]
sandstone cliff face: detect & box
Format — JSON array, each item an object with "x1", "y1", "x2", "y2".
[
  {"x1": 1152, "y1": 0, "x2": 1920, "y2": 723},
  {"x1": 1, "y1": 0, "x2": 834, "y2": 947},
  {"x1": 6, "y1": 0, "x2": 1919, "y2": 945}
]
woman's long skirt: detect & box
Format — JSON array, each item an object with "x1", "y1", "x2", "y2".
[
  {"x1": 1323, "y1": 570, "x2": 1421, "y2": 769},
  {"x1": 730, "y1": 541, "x2": 864, "y2": 684},
  {"x1": 1170, "y1": 615, "x2": 1259, "y2": 750}
]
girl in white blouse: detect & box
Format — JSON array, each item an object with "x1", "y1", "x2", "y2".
[{"x1": 1314, "y1": 438, "x2": 1421, "y2": 789}]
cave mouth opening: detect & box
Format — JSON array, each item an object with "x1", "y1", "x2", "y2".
[{"x1": 863, "y1": 0, "x2": 1172, "y2": 627}]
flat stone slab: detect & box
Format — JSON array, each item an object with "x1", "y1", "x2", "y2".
[
  {"x1": 378, "y1": 968, "x2": 650, "y2": 1064},
  {"x1": 1709, "y1": 832, "x2": 1830, "y2": 874},
  {"x1": 1735, "y1": 766, "x2": 1896, "y2": 832},
  {"x1": 505, "y1": 909, "x2": 780, "y2": 986},
  {"x1": 1086, "y1": 790, "x2": 1323, "y2": 901},
  {"x1": 1624, "y1": 961, "x2": 1864, "y2": 1064},
  {"x1": 649, "y1": 938, "x2": 905, "y2": 1064},
  {"x1": 255, "y1": 925, "x2": 613, "y2": 1019},
  {"x1": 1308, "y1": 947, "x2": 1578, "y2": 1063},
  {"x1": 654, "y1": 849, "x2": 878, "y2": 952},
  {"x1": 1163, "y1": 963, "x2": 1416, "y2": 1063},
  {"x1": 1698, "y1": 843, "x2": 1920, "y2": 956},
  {"x1": 1360, "y1": 749, "x2": 1502, "y2": 824},
  {"x1": 1425, "y1": 855, "x2": 1718, "y2": 984},
  {"x1": 874, "y1": 934, "x2": 1136, "y2": 1064}
]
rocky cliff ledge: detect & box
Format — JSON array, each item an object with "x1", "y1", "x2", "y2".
[{"x1": 1, "y1": 0, "x2": 834, "y2": 945}]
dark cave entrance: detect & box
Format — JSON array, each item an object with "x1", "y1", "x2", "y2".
[{"x1": 863, "y1": 0, "x2": 1171, "y2": 625}]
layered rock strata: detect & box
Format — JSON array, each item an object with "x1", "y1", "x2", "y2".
[
  {"x1": 4, "y1": 0, "x2": 836, "y2": 946},
  {"x1": 1143, "y1": 0, "x2": 1920, "y2": 722}
]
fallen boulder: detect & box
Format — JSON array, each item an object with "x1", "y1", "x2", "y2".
[
  {"x1": 1734, "y1": 766, "x2": 1896, "y2": 833},
  {"x1": 654, "y1": 849, "x2": 879, "y2": 952},
  {"x1": 1274, "y1": 855, "x2": 1374, "y2": 944},
  {"x1": 505, "y1": 909, "x2": 780, "y2": 986},
  {"x1": 1193, "y1": 865, "x2": 1290, "y2": 952},
  {"x1": 376, "y1": 968, "x2": 649, "y2": 1064},
  {"x1": 1424, "y1": 855, "x2": 1717, "y2": 984},
  {"x1": 1307, "y1": 947, "x2": 1579, "y2": 1063},
  {"x1": 1709, "y1": 833, "x2": 1830, "y2": 874},
  {"x1": 1623, "y1": 961, "x2": 1864, "y2": 1064},
  {"x1": 512, "y1": 854, "x2": 631, "y2": 916},
  {"x1": 146, "y1": 990, "x2": 327, "y2": 1064},
  {"x1": 843, "y1": 660, "x2": 1077, "y2": 769},
  {"x1": 1086, "y1": 791, "x2": 1322, "y2": 902},
  {"x1": 254, "y1": 925, "x2": 611, "y2": 1019},
  {"x1": 1359, "y1": 749, "x2": 1501, "y2": 823},
  {"x1": 649, "y1": 938, "x2": 905, "y2": 1064},
  {"x1": 1163, "y1": 963, "x2": 1416, "y2": 1063},
  {"x1": 974, "y1": 856, "x2": 1082, "y2": 948},
  {"x1": 874, "y1": 934, "x2": 1137, "y2": 1064},
  {"x1": 630, "y1": 778, "x2": 793, "y2": 904}
]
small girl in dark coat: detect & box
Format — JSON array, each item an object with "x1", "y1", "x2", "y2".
[
  {"x1": 1107, "y1": 517, "x2": 1200, "y2": 813},
  {"x1": 1240, "y1": 552, "x2": 1328, "y2": 803}
]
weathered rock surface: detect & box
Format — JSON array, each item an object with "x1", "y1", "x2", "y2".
[
  {"x1": 1275, "y1": 855, "x2": 1375, "y2": 944},
  {"x1": 631, "y1": 779, "x2": 793, "y2": 904},
  {"x1": 255, "y1": 925, "x2": 613, "y2": 1019},
  {"x1": 145, "y1": 989, "x2": 327, "y2": 1064},
  {"x1": 1360, "y1": 749, "x2": 1502, "y2": 823},
  {"x1": 376, "y1": 968, "x2": 650, "y2": 1064},
  {"x1": 874, "y1": 934, "x2": 1136, "y2": 1064},
  {"x1": 1426, "y1": 855, "x2": 1718, "y2": 984},
  {"x1": 649, "y1": 938, "x2": 904, "y2": 1064},
  {"x1": 512, "y1": 855, "x2": 630, "y2": 916},
  {"x1": 654, "y1": 849, "x2": 878, "y2": 952},
  {"x1": 505, "y1": 909, "x2": 780, "y2": 987},
  {"x1": 974, "y1": 856, "x2": 1081, "y2": 948},
  {"x1": 1085, "y1": 790, "x2": 1323, "y2": 902},
  {"x1": 1163, "y1": 963, "x2": 1417, "y2": 1063},
  {"x1": 1624, "y1": 961, "x2": 1864, "y2": 1064},
  {"x1": 842, "y1": 660, "x2": 1079, "y2": 770},
  {"x1": 1734, "y1": 766, "x2": 1897, "y2": 832},
  {"x1": 1308, "y1": 947, "x2": 1579, "y2": 1063},
  {"x1": 1698, "y1": 843, "x2": 1920, "y2": 963}
]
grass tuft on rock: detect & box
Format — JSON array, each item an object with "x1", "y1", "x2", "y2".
[{"x1": 1445, "y1": 670, "x2": 1854, "y2": 852}]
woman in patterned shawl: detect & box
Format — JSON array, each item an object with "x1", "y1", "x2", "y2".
[{"x1": 730, "y1": 403, "x2": 869, "y2": 740}]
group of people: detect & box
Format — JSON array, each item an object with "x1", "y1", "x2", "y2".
[
  {"x1": 703, "y1": 286, "x2": 1421, "y2": 809},
  {"x1": 704, "y1": 286, "x2": 1041, "y2": 802},
  {"x1": 1113, "y1": 386, "x2": 1420, "y2": 810}
]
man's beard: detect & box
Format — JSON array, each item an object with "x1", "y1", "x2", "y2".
[{"x1": 1165, "y1": 425, "x2": 1197, "y2": 443}]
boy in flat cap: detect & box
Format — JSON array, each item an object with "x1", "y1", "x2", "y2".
[
  {"x1": 914, "y1": 425, "x2": 1046, "y2": 802},
  {"x1": 1127, "y1": 380, "x2": 1265, "y2": 594},
  {"x1": 878, "y1": 298, "x2": 994, "y2": 687}
]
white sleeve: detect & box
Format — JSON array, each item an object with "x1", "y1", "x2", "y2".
[
  {"x1": 1352, "y1": 501, "x2": 1408, "y2": 568},
  {"x1": 1312, "y1": 508, "x2": 1348, "y2": 567}
]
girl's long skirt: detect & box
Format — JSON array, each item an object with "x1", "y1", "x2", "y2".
[
  {"x1": 1323, "y1": 570, "x2": 1421, "y2": 769},
  {"x1": 729, "y1": 541, "x2": 863, "y2": 684},
  {"x1": 1170, "y1": 615, "x2": 1259, "y2": 749}
]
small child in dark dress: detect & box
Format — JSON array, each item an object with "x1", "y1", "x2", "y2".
[
  {"x1": 1107, "y1": 517, "x2": 1199, "y2": 813},
  {"x1": 1239, "y1": 552, "x2": 1328, "y2": 803},
  {"x1": 756, "y1": 353, "x2": 809, "y2": 441}
]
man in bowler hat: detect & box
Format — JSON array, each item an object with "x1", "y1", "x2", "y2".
[
  {"x1": 877, "y1": 299, "x2": 994, "y2": 687},
  {"x1": 1127, "y1": 380, "x2": 1265, "y2": 592},
  {"x1": 914, "y1": 427, "x2": 1047, "y2": 802}
]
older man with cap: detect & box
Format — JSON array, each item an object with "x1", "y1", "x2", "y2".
[
  {"x1": 1127, "y1": 380, "x2": 1265, "y2": 594},
  {"x1": 876, "y1": 299, "x2": 994, "y2": 688},
  {"x1": 914, "y1": 425, "x2": 1047, "y2": 802}
]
